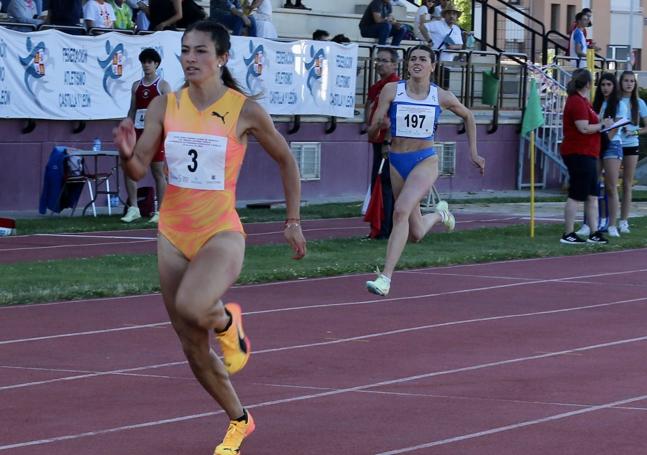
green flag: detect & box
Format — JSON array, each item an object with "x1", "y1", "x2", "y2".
[{"x1": 521, "y1": 79, "x2": 544, "y2": 135}]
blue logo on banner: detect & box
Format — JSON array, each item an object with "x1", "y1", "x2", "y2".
[
  {"x1": 19, "y1": 37, "x2": 47, "y2": 106},
  {"x1": 243, "y1": 40, "x2": 265, "y2": 93},
  {"x1": 304, "y1": 45, "x2": 325, "y2": 96},
  {"x1": 97, "y1": 41, "x2": 125, "y2": 96}
]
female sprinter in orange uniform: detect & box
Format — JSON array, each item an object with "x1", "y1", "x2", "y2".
[
  {"x1": 365, "y1": 45, "x2": 485, "y2": 296},
  {"x1": 113, "y1": 20, "x2": 306, "y2": 454}
]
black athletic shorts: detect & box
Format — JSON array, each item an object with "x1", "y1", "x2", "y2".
[{"x1": 563, "y1": 154, "x2": 598, "y2": 201}]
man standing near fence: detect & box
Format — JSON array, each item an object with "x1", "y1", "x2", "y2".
[{"x1": 365, "y1": 47, "x2": 400, "y2": 239}]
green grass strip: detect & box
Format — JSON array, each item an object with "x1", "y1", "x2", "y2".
[
  {"x1": 3, "y1": 217, "x2": 647, "y2": 306},
  {"x1": 15, "y1": 191, "x2": 647, "y2": 235}
]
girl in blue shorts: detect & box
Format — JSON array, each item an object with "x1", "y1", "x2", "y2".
[{"x1": 365, "y1": 44, "x2": 485, "y2": 296}]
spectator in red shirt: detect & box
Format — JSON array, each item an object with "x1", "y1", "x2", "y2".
[
  {"x1": 364, "y1": 47, "x2": 400, "y2": 238},
  {"x1": 560, "y1": 68, "x2": 613, "y2": 244}
]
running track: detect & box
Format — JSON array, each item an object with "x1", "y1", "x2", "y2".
[
  {"x1": 1, "y1": 249, "x2": 647, "y2": 453},
  {"x1": 0, "y1": 213, "x2": 554, "y2": 264}
]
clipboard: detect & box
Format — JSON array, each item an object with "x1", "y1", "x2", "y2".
[{"x1": 600, "y1": 118, "x2": 631, "y2": 133}]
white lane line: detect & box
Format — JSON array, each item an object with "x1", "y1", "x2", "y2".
[
  {"x1": 4, "y1": 265, "x2": 647, "y2": 343},
  {"x1": 0, "y1": 365, "x2": 187, "y2": 381},
  {"x1": 0, "y1": 322, "x2": 169, "y2": 345},
  {"x1": 35, "y1": 234, "x2": 157, "y2": 240},
  {"x1": 0, "y1": 361, "x2": 187, "y2": 391},
  {"x1": 247, "y1": 226, "x2": 366, "y2": 237},
  {"x1": 0, "y1": 239, "x2": 154, "y2": 253},
  {"x1": 259, "y1": 382, "x2": 647, "y2": 412},
  {"x1": 2, "y1": 248, "x2": 647, "y2": 307},
  {"x1": 3, "y1": 296, "x2": 647, "y2": 391},
  {"x1": 375, "y1": 393, "x2": 647, "y2": 454},
  {"x1": 2, "y1": 334, "x2": 647, "y2": 451}
]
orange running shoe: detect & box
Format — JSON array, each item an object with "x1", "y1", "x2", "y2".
[
  {"x1": 215, "y1": 303, "x2": 251, "y2": 374},
  {"x1": 214, "y1": 410, "x2": 255, "y2": 455}
]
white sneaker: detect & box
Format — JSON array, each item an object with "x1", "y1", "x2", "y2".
[
  {"x1": 618, "y1": 219, "x2": 630, "y2": 234},
  {"x1": 435, "y1": 200, "x2": 455, "y2": 232},
  {"x1": 148, "y1": 211, "x2": 159, "y2": 224},
  {"x1": 120, "y1": 206, "x2": 141, "y2": 223},
  {"x1": 598, "y1": 217, "x2": 608, "y2": 231},
  {"x1": 607, "y1": 226, "x2": 620, "y2": 237},
  {"x1": 366, "y1": 272, "x2": 391, "y2": 296},
  {"x1": 575, "y1": 224, "x2": 591, "y2": 237}
]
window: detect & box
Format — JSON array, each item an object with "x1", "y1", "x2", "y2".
[
  {"x1": 438, "y1": 142, "x2": 456, "y2": 176},
  {"x1": 550, "y1": 4, "x2": 561, "y2": 31},
  {"x1": 289, "y1": 142, "x2": 321, "y2": 181},
  {"x1": 566, "y1": 5, "x2": 576, "y2": 34}
]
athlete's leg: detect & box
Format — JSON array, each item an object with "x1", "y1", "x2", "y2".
[
  {"x1": 150, "y1": 161, "x2": 167, "y2": 208},
  {"x1": 621, "y1": 154, "x2": 638, "y2": 221},
  {"x1": 603, "y1": 158, "x2": 621, "y2": 228},
  {"x1": 158, "y1": 232, "x2": 246, "y2": 419},
  {"x1": 382, "y1": 157, "x2": 438, "y2": 278}
]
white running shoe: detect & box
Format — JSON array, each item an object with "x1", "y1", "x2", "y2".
[
  {"x1": 366, "y1": 271, "x2": 391, "y2": 296},
  {"x1": 435, "y1": 200, "x2": 455, "y2": 232},
  {"x1": 575, "y1": 224, "x2": 591, "y2": 237},
  {"x1": 148, "y1": 211, "x2": 159, "y2": 224},
  {"x1": 618, "y1": 219, "x2": 630, "y2": 234},
  {"x1": 120, "y1": 206, "x2": 141, "y2": 223},
  {"x1": 607, "y1": 226, "x2": 620, "y2": 237}
]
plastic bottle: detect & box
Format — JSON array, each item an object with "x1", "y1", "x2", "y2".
[
  {"x1": 92, "y1": 138, "x2": 102, "y2": 152},
  {"x1": 466, "y1": 32, "x2": 475, "y2": 50}
]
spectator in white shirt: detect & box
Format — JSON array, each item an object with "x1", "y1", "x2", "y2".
[
  {"x1": 425, "y1": 1, "x2": 463, "y2": 62},
  {"x1": 8, "y1": 0, "x2": 44, "y2": 26},
  {"x1": 83, "y1": 0, "x2": 116, "y2": 29},
  {"x1": 250, "y1": 0, "x2": 277, "y2": 39}
]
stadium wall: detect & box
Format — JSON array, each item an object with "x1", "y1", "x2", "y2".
[{"x1": 0, "y1": 119, "x2": 520, "y2": 213}]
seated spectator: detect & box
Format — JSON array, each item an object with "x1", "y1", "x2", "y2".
[
  {"x1": 249, "y1": 0, "x2": 276, "y2": 39},
  {"x1": 48, "y1": 0, "x2": 83, "y2": 28},
  {"x1": 312, "y1": 29, "x2": 329, "y2": 41},
  {"x1": 83, "y1": 0, "x2": 116, "y2": 29},
  {"x1": 426, "y1": 1, "x2": 462, "y2": 61},
  {"x1": 8, "y1": 0, "x2": 45, "y2": 27},
  {"x1": 331, "y1": 33, "x2": 350, "y2": 44},
  {"x1": 359, "y1": 0, "x2": 405, "y2": 46},
  {"x1": 283, "y1": 0, "x2": 310, "y2": 10},
  {"x1": 109, "y1": 0, "x2": 135, "y2": 30},
  {"x1": 414, "y1": 0, "x2": 434, "y2": 42},
  {"x1": 148, "y1": 0, "x2": 206, "y2": 31},
  {"x1": 210, "y1": 0, "x2": 257, "y2": 36}
]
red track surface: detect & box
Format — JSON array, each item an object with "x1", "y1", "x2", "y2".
[
  {"x1": 2, "y1": 249, "x2": 647, "y2": 453},
  {"x1": 0, "y1": 213, "x2": 540, "y2": 263}
]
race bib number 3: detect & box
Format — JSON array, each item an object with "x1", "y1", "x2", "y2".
[
  {"x1": 395, "y1": 104, "x2": 436, "y2": 138},
  {"x1": 164, "y1": 132, "x2": 227, "y2": 190},
  {"x1": 134, "y1": 109, "x2": 146, "y2": 129}
]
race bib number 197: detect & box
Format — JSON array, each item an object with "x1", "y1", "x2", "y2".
[
  {"x1": 395, "y1": 104, "x2": 436, "y2": 138},
  {"x1": 164, "y1": 132, "x2": 227, "y2": 190}
]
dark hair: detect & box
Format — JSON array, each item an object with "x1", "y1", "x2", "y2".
[
  {"x1": 139, "y1": 48, "x2": 161, "y2": 64},
  {"x1": 183, "y1": 20, "x2": 243, "y2": 94},
  {"x1": 575, "y1": 12, "x2": 583, "y2": 21},
  {"x1": 619, "y1": 70, "x2": 639, "y2": 124},
  {"x1": 566, "y1": 68, "x2": 592, "y2": 95},
  {"x1": 581, "y1": 8, "x2": 592, "y2": 14},
  {"x1": 376, "y1": 47, "x2": 399, "y2": 63},
  {"x1": 592, "y1": 72, "x2": 619, "y2": 119},
  {"x1": 312, "y1": 29, "x2": 329, "y2": 41},
  {"x1": 331, "y1": 34, "x2": 351, "y2": 44},
  {"x1": 405, "y1": 44, "x2": 436, "y2": 64}
]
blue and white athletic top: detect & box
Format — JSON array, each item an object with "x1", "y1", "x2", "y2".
[
  {"x1": 389, "y1": 81, "x2": 441, "y2": 140},
  {"x1": 619, "y1": 97, "x2": 647, "y2": 147}
]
